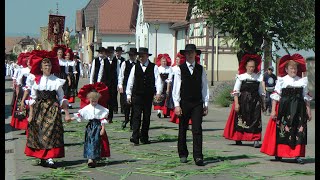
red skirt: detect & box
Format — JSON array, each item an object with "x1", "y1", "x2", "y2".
[
  {"x1": 68, "y1": 96, "x2": 75, "y2": 103},
  {"x1": 260, "y1": 103, "x2": 305, "y2": 158},
  {"x1": 10, "y1": 98, "x2": 28, "y2": 130},
  {"x1": 100, "y1": 133, "x2": 111, "y2": 157},
  {"x1": 24, "y1": 146, "x2": 65, "y2": 159},
  {"x1": 154, "y1": 105, "x2": 162, "y2": 110},
  {"x1": 223, "y1": 102, "x2": 261, "y2": 141},
  {"x1": 169, "y1": 110, "x2": 192, "y2": 125}
]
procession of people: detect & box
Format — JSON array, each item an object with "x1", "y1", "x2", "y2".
[{"x1": 6, "y1": 40, "x2": 312, "y2": 170}]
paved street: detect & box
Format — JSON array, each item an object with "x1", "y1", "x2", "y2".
[{"x1": 5, "y1": 77, "x2": 315, "y2": 180}]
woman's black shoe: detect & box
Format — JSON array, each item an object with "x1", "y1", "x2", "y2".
[
  {"x1": 295, "y1": 157, "x2": 304, "y2": 164},
  {"x1": 274, "y1": 156, "x2": 282, "y2": 161},
  {"x1": 235, "y1": 141, "x2": 242, "y2": 145}
]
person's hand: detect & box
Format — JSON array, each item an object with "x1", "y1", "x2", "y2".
[
  {"x1": 28, "y1": 116, "x2": 33, "y2": 123},
  {"x1": 20, "y1": 103, "x2": 25, "y2": 112},
  {"x1": 166, "y1": 90, "x2": 170, "y2": 95},
  {"x1": 175, "y1": 106, "x2": 182, "y2": 116},
  {"x1": 235, "y1": 103, "x2": 240, "y2": 112},
  {"x1": 64, "y1": 114, "x2": 72, "y2": 122},
  {"x1": 270, "y1": 110, "x2": 277, "y2": 120},
  {"x1": 68, "y1": 81, "x2": 71, "y2": 86},
  {"x1": 119, "y1": 87, "x2": 123, "y2": 93},
  {"x1": 100, "y1": 128, "x2": 106, "y2": 136},
  {"x1": 307, "y1": 108, "x2": 312, "y2": 121},
  {"x1": 203, "y1": 106, "x2": 208, "y2": 116},
  {"x1": 127, "y1": 97, "x2": 132, "y2": 104},
  {"x1": 155, "y1": 94, "x2": 161, "y2": 101}
]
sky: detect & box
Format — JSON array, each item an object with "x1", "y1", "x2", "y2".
[{"x1": 5, "y1": 0, "x2": 89, "y2": 37}]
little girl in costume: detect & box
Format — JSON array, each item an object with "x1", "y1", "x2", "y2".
[{"x1": 72, "y1": 83, "x2": 111, "y2": 168}]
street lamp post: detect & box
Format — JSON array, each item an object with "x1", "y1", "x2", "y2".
[{"x1": 154, "y1": 21, "x2": 160, "y2": 60}]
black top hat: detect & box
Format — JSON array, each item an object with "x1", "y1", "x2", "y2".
[
  {"x1": 180, "y1": 44, "x2": 201, "y2": 55},
  {"x1": 96, "y1": 47, "x2": 106, "y2": 53},
  {"x1": 115, "y1": 47, "x2": 124, "y2": 52},
  {"x1": 137, "y1": 47, "x2": 152, "y2": 56},
  {"x1": 126, "y1": 48, "x2": 138, "y2": 55},
  {"x1": 106, "y1": 46, "x2": 115, "y2": 52}
]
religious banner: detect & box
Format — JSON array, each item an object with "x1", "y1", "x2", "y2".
[{"x1": 48, "y1": 15, "x2": 65, "y2": 45}]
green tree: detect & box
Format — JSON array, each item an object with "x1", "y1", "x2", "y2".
[
  {"x1": 176, "y1": 0, "x2": 315, "y2": 63},
  {"x1": 69, "y1": 35, "x2": 78, "y2": 50},
  {"x1": 9, "y1": 54, "x2": 18, "y2": 61}
]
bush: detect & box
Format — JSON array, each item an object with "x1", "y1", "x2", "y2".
[{"x1": 214, "y1": 87, "x2": 234, "y2": 107}]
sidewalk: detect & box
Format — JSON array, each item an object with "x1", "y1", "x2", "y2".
[{"x1": 5, "y1": 77, "x2": 315, "y2": 180}]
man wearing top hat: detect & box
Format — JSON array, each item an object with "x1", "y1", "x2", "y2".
[
  {"x1": 172, "y1": 44, "x2": 209, "y2": 166},
  {"x1": 126, "y1": 47, "x2": 163, "y2": 145},
  {"x1": 114, "y1": 47, "x2": 126, "y2": 114},
  {"x1": 89, "y1": 47, "x2": 108, "y2": 85},
  {"x1": 118, "y1": 48, "x2": 138, "y2": 129},
  {"x1": 89, "y1": 46, "x2": 118, "y2": 123},
  {"x1": 105, "y1": 46, "x2": 120, "y2": 122}
]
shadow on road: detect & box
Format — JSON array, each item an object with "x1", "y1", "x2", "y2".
[
  {"x1": 273, "y1": 157, "x2": 315, "y2": 164},
  {"x1": 64, "y1": 142, "x2": 84, "y2": 147},
  {"x1": 56, "y1": 159, "x2": 87, "y2": 168},
  {"x1": 202, "y1": 128, "x2": 224, "y2": 132},
  {"x1": 5, "y1": 123, "x2": 19, "y2": 134},
  {"x1": 106, "y1": 159, "x2": 139, "y2": 166},
  {"x1": 204, "y1": 154, "x2": 257, "y2": 165},
  {"x1": 149, "y1": 126, "x2": 178, "y2": 130},
  {"x1": 5, "y1": 88, "x2": 13, "y2": 93},
  {"x1": 5, "y1": 137, "x2": 19, "y2": 141},
  {"x1": 5, "y1": 105, "x2": 13, "y2": 119}
]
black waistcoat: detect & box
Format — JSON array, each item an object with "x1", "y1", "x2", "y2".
[
  {"x1": 132, "y1": 61, "x2": 155, "y2": 96},
  {"x1": 180, "y1": 63, "x2": 203, "y2": 103},
  {"x1": 123, "y1": 60, "x2": 135, "y2": 87},
  {"x1": 93, "y1": 57, "x2": 111, "y2": 86}
]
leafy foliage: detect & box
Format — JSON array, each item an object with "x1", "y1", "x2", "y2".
[
  {"x1": 215, "y1": 86, "x2": 234, "y2": 107},
  {"x1": 175, "y1": 0, "x2": 315, "y2": 54}
]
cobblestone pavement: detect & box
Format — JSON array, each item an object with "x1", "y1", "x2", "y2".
[{"x1": 5, "y1": 77, "x2": 315, "y2": 180}]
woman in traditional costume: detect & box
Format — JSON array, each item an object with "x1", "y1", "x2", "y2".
[
  {"x1": 10, "y1": 52, "x2": 31, "y2": 131},
  {"x1": 260, "y1": 54, "x2": 312, "y2": 164},
  {"x1": 153, "y1": 54, "x2": 173, "y2": 118},
  {"x1": 25, "y1": 52, "x2": 71, "y2": 169},
  {"x1": 65, "y1": 48, "x2": 78, "y2": 108},
  {"x1": 223, "y1": 54, "x2": 264, "y2": 148}
]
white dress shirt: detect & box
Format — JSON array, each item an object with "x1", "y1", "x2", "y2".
[
  {"x1": 118, "y1": 59, "x2": 136, "y2": 89},
  {"x1": 29, "y1": 74, "x2": 67, "y2": 106},
  {"x1": 59, "y1": 58, "x2": 68, "y2": 74},
  {"x1": 108, "y1": 56, "x2": 120, "y2": 79},
  {"x1": 270, "y1": 75, "x2": 312, "y2": 102},
  {"x1": 172, "y1": 61, "x2": 210, "y2": 107},
  {"x1": 231, "y1": 72, "x2": 263, "y2": 96},
  {"x1": 89, "y1": 57, "x2": 105, "y2": 84},
  {"x1": 16, "y1": 67, "x2": 30, "y2": 86},
  {"x1": 73, "y1": 104, "x2": 109, "y2": 125},
  {"x1": 126, "y1": 60, "x2": 163, "y2": 99},
  {"x1": 158, "y1": 66, "x2": 173, "y2": 83}
]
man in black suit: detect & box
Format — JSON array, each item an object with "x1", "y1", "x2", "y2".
[
  {"x1": 126, "y1": 47, "x2": 162, "y2": 145},
  {"x1": 105, "y1": 46, "x2": 119, "y2": 122},
  {"x1": 114, "y1": 47, "x2": 126, "y2": 114},
  {"x1": 89, "y1": 46, "x2": 108, "y2": 101},
  {"x1": 172, "y1": 44, "x2": 209, "y2": 166},
  {"x1": 118, "y1": 48, "x2": 138, "y2": 129},
  {"x1": 89, "y1": 46, "x2": 118, "y2": 123}
]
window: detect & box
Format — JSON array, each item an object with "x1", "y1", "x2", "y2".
[{"x1": 189, "y1": 24, "x2": 194, "y2": 37}]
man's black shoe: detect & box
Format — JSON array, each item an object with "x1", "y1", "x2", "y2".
[
  {"x1": 121, "y1": 121, "x2": 127, "y2": 129},
  {"x1": 195, "y1": 158, "x2": 204, "y2": 166},
  {"x1": 140, "y1": 139, "x2": 151, "y2": 144},
  {"x1": 180, "y1": 157, "x2": 187, "y2": 163},
  {"x1": 130, "y1": 137, "x2": 139, "y2": 145}
]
